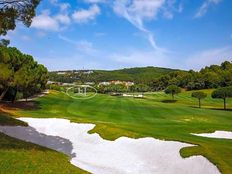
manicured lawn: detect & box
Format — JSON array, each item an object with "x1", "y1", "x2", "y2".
[
  {"x1": 0, "y1": 112, "x2": 89, "y2": 174},
  {"x1": 1, "y1": 89, "x2": 232, "y2": 174}
]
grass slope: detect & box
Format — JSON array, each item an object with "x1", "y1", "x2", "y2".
[
  {"x1": 1, "y1": 89, "x2": 232, "y2": 174},
  {"x1": 0, "y1": 112, "x2": 89, "y2": 174}
]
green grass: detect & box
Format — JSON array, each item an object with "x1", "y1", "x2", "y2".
[
  {"x1": 0, "y1": 112, "x2": 89, "y2": 174},
  {"x1": 1, "y1": 89, "x2": 232, "y2": 174},
  {"x1": 0, "y1": 112, "x2": 27, "y2": 127}
]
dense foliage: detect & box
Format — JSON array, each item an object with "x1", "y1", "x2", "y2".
[
  {"x1": 152, "y1": 61, "x2": 232, "y2": 91},
  {"x1": 0, "y1": 46, "x2": 48, "y2": 101},
  {"x1": 49, "y1": 67, "x2": 178, "y2": 84},
  {"x1": 164, "y1": 85, "x2": 181, "y2": 100},
  {"x1": 0, "y1": 0, "x2": 40, "y2": 36},
  {"x1": 212, "y1": 86, "x2": 232, "y2": 110}
]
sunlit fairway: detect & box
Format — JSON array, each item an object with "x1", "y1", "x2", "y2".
[{"x1": 1, "y1": 89, "x2": 232, "y2": 174}]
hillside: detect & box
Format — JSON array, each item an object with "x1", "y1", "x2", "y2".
[{"x1": 49, "y1": 66, "x2": 180, "y2": 84}]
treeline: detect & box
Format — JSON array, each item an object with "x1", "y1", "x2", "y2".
[
  {"x1": 88, "y1": 67, "x2": 177, "y2": 84},
  {"x1": 49, "y1": 72, "x2": 77, "y2": 83},
  {"x1": 151, "y1": 61, "x2": 232, "y2": 91},
  {"x1": 49, "y1": 66, "x2": 178, "y2": 84},
  {"x1": 0, "y1": 46, "x2": 48, "y2": 102},
  {"x1": 163, "y1": 85, "x2": 232, "y2": 110},
  {"x1": 97, "y1": 84, "x2": 149, "y2": 94}
]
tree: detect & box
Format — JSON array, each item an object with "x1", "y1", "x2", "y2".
[
  {"x1": 0, "y1": 46, "x2": 13, "y2": 99},
  {"x1": 191, "y1": 91, "x2": 207, "y2": 108},
  {"x1": 164, "y1": 85, "x2": 181, "y2": 100},
  {"x1": 0, "y1": 39, "x2": 10, "y2": 46},
  {"x1": 134, "y1": 84, "x2": 149, "y2": 94},
  {"x1": 0, "y1": 46, "x2": 48, "y2": 101},
  {"x1": 212, "y1": 86, "x2": 232, "y2": 110},
  {"x1": 0, "y1": 0, "x2": 40, "y2": 35}
]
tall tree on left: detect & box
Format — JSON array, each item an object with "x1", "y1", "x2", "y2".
[{"x1": 0, "y1": 0, "x2": 40, "y2": 36}]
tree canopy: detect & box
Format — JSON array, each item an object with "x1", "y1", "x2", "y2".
[
  {"x1": 212, "y1": 86, "x2": 232, "y2": 110},
  {"x1": 0, "y1": 46, "x2": 48, "y2": 101},
  {"x1": 164, "y1": 85, "x2": 181, "y2": 100},
  {"x1": 192, "y1": 91, "x2": 207, "y2": 108},
  {"x1": 0, "y1": 0, "x2": 40, "y2": 36}
]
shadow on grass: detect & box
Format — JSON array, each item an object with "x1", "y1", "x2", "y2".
[
  {"x1": 0, "y1": 113, "x2": 28, "y2": 126},
  {"x1": 0, "y1": 101, "x2": 41, "y2": 111},
  {"x1": 190, "y1": 106, "x2": 232, "y2": 111},
  {"x1": 208, "y1": 108, "x2": 232, "y2": 112},
  {"x1": 0, "y1": 125, "x2": 75, "y2": 157},
  {"x1": 161, "y1": 100, "x2": 177, "y2": 103},
  {"x1": 190, "y1": 106, "x2": 202, "y2": 109}
]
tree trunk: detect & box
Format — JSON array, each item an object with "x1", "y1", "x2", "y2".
[
  {"x1": 0, "y1": 87, "x2": 9, "y2": 100},
  {"x1": 11, "y1": 89, "x2": 17, "y2": 103},
  {"x1": 224, "y1": 98, "x2": 226, "y2": 110},
  {"x1": 172, "y1": 93, "x2": 174, "y2": 100},
  {"x1": 199, "y1": 99, "x2": 201, "y2": 108}
]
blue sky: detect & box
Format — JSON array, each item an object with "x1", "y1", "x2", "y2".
[{"x1": 3, "y1": 0, "x2": 232, "y2": 71}]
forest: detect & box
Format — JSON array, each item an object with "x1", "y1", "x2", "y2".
[
  {"x1": 152, "y1": 61, "x2": 232, "y2": 91},
  {"x1": 0, "y1": 46, "x2": 48, "y2": 102}
]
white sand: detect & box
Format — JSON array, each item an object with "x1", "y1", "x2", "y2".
[
  {"x1": 192, "y1": 131, "x2": 232, "y2": 139},
  {"x1": 0, "y1": 118, "x2": 220, "y2": 174}
]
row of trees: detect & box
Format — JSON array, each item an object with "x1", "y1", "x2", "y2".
[
  {"x1": 0, "y1": 46, "x2": 48, "y2": 102},
  {"x1": 151, "y1": 61, "x2": 232, "y2": 91},
  {"x1": 97, "y1": 84, "x2": 150, "y2": 94},
  {"x1": 164, "y1": 85, "x2": 232, "y2": 110}
]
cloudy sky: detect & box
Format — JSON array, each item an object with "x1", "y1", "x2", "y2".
[{"x1": 3, "y1": 0, "x2": 232, "y2": 71}]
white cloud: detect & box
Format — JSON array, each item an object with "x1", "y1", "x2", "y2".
[
  {"x1": 185, "y1": 46, "x2": 232, "y2": 70},
  {"x1": 163, "y1": 10, "x2": 173, "y2": 19},
  {"x1": 49, "y1": 0, "x2": 70, "y2": 12},
  {"x1": 55, "y1": 14, "x2": 71, "y2": 25},
  {"x1": 163, "y1": 0, "x2": 183, "y2": 19},
  {"x1": 113, "y1": 0, "x2": 165, "y2": 50},
  {"x1": 59, "y1": 3, "x2": 70, "y2": 12},
  {"x1": 49, "y1": 0, "x2": 57, "y2": 4},
  {"x1": 31, "y1": 0, "x2": 71, "y2": 31},
  {"x1": 58, "y1": 35, "x2": 97, "y2": 55},
  {"x1": 195, "y1": 0, "x2": 222, "y2": 18},
  {"x1": 76, "y1": 40, "x2": 96, "y2": 53},
  {"x1": 31, "y1": 10, "x2": 71, "y2": 31},
  {"x1": 31, "y1": 11, "x2": 60, "y2": 31},
  {"x1": 72, "y1": 5, "x2": 101, "y2": 23},
  {"x1": 83, "y1": 0, "x2": 106, "y2": 3},
  {"x1": 112, "y1": 0, "x2": 181, "y2": 50}
]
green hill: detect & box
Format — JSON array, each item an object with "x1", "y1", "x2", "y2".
[{"x1": 49, "y1": 66, "x2": 180, "y2": 84}]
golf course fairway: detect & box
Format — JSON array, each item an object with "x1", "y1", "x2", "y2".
[{"x1": 0, "y1": 89, "x2": 232, "y2": 173}]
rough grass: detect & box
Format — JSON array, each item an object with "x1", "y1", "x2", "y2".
[{"x1": 1, "y1": 89, "x2": 232, "y2": 174}]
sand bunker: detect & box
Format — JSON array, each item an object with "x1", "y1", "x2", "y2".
[
  {"x1": 0, "y1": 118, "x2": 220, "y2": 174},
  {"x1": 193, "y1": 131, "x2": 232, "y2": 140}
]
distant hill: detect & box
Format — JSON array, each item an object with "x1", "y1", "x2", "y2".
[{"x1": 49, "y1": 66, "x2": 181, "y2": 84}]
